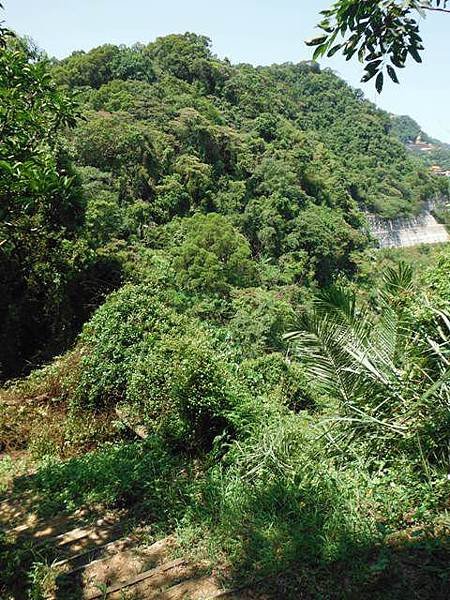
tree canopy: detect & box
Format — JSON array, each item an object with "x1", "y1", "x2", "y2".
[{"x1": 1, "y1": 29, "x2": 448, "y2": 378}]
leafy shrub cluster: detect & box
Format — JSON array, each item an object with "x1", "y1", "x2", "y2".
[
  {"x1": 75, "y1": 285, "x2": 184, "y2": 406},
  {"x1": 72, "y1": 284, "x2": 233, "y2": 449},
  {"x1": 71, "y1": 279, "x2": 312, "y2": 451},
  {"x1": 127, "y1": 333, "x2": 238, "y2": 449}
]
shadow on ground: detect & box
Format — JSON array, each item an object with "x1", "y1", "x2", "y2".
[{"x1": 1, "y1": 440, "x2": 449, "y2": 599}]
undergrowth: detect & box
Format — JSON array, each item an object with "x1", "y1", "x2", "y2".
[{"x1": 1, "y1": 263, "x2": 449, "y2": 599}]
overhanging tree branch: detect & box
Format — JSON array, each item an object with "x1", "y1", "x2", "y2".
[
  {"x1": 420, "y1": 5, "x2": 450, "y2": 11},
  {"x1": 308, "y1": 0, "x2": 450, "y2": 92}
]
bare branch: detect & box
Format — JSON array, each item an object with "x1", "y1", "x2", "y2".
[{"x1": 420, "y1": 5, "x2": 450, "y2": 12}]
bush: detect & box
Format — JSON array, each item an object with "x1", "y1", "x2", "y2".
[
  {"x1": 229, "y1": 288, "x2": 296, "y2": 357},
  {"x1": 184, "y1": 414, "x2": 379, "y2": 579},
  {"x1": 127, "y1": 330, "x2": 239, "y2": 449},
  {"x1": 75, "y1": 284, "x2": 186, "y2": 406},
  {"x1": 73, "y1": 282, "x2": 242, "y2": 450},
  {"x1": 238, "y1": 353, "x2": 316, "y2": 412}
]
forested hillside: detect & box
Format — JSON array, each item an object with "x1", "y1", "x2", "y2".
[
  {"x1": 55, "y1": 35, "x2": 445, "y2": 223},
  {"x1": 2, "y1": 33, "x2": 448, "y2": 379},
  {"x1": 1, "y1": 32, "x2": 449, "y2": 600}
]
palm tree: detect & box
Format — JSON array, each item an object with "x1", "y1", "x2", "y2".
[{"x1": 286, "y1": 263, "x2": 450, "y2": 466}]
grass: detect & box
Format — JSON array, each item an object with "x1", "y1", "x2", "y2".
[
  {"x1": 21, "y1": 437, "x2": 197, "y2": 521},
  {"x1": 0, "y1": 358, "x2": 124, "y2": 462},
  {"x1": 1, "y1": 426, "x2": 449, "y2": 599},
  {"x1": 27, "y1": 561, "x2": 59, "y2": 600},
  {"x1": 0, "y1": 453, "x2": 33, "y2": 493}
]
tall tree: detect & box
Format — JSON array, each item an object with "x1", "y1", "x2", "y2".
[{"x1": 0, "y1": 27, "x2": 87, "y2": 376}]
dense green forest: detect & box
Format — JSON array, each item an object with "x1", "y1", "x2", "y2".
[
  {"x1": 2, "y1": 34, "x2": 448, "y2": 380},
  {"x1": 1, "y1": 31, "x2": 449, "y2": 600}
]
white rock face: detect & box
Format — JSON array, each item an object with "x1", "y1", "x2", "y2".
[{"x1": 367, "y1": 212, "x2": 449, "y2": 249}]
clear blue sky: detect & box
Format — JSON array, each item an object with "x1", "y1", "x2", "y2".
[{"x1": 4, "y1": 0, "x2": 450, "y2": 142}]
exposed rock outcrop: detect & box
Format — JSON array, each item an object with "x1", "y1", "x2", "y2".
[{"x1": 366, "y1": 204, "x2": 449, "y2": 249}]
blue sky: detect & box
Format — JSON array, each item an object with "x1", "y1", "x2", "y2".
[{"x1": 4, "y1": 0, "x2": 450, "y2": 142}]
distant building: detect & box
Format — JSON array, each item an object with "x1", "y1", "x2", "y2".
[
  {"x1": 430, "y1": 165, "x2": 450, "y2": 177},
  {"x1": 407, "y1": 134, "x2": 435, "y2": 153}
]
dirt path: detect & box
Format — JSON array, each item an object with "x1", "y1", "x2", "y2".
[{"x1": 0, "y1": 456, "x2": 257, "y2": 600}]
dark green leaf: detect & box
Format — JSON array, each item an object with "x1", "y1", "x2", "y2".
[
  {"x1": 387, "y1": 65, "x2": 399, "y2": 84},
  {"x1": 375, "y1": 71, "x2": 384, "y2": 93}
]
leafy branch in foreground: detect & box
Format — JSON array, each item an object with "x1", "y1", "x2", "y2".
[
  {"x1": 307, "y1": 1, "x2": 450, "y2": 92},
  {"x1": 0, "y1": 2, "x2": 11, "y2": 47}
]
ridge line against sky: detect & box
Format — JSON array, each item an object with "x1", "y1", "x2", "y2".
[{"x1": 4, "y1": 0, "x2": 450, "y2": 143}]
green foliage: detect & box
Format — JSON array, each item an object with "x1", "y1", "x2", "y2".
[
  {"x1": 290, "y1": 204, "x2": 365, "y2": 283},
  {"x1": 390, "y1": 115, "x2": 427, "y2": 144},
  {"x1": 59, "y1": 33, "x2": 444, "y2": 230},
  {"x1": 172, "y1": 213, "x2": 258, "y2": 296},
  {"x1": 110, "y1": 43, "x2": 156, "y2": 83},
  {"x1": 27, "y1": 561, "x2": 58, "y2": 600},
  {"x1": 73, "y1": 112, "x2": 156, "y2": 173},
  {"x1": 127, "y1": 331, "x2": 238, "y2": 448},
  {"x1": 84, "y1": 193, "x2": 123, "y2": 246},
  {"x1": 2, "y1": 26, "x2": 448, "y2": 379},
  {"x1": 73, "y1": 281, "x2": 246, "y2": 449},
  {"x1": 238, "y1": 353, "x2": 315, "y2": 411},
  {"x1": 2, "y1": 261, "x2": 450, "y2": 598},
  {"x1": 419, "y1": 247, "x2": 450, "y2": 305},
  {"x1": 200, "y1": 415, "x2": 378, "y2": 566},
  {"x1": 53, "y1": 44, "x2": 128, "y2": 88},
  {"x1": 287, "y1": 264, "x2": 450, "y2": 467},
  {"x1": 229, "y1": 288, "x2": 295, "y2": 356},
  {"x1": 0, "y1": 40, "x2": 81, "y2": 235},
  {"x1": 308, "y1": 1, "x2": 449, "y2": 90},
  {"x1": 2, "y1": 23, "x2": 450, "y2": 600},
  {"x1": 390, "y1": 115, "x2": 450, "y2": 176},
  {"x1": 75, "y1": 284, "x2": 184, "y2": 406},
  {"x1": 0, "y1": 38, "x2": 123, "y2": 378},
  {"x1": 30, "y1": 438, "x2": 192, "y2": 515},
  {"x1": 147, "y1": 33, "x2": 229, "y2": 92}
]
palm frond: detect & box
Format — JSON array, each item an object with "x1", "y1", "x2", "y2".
[
  {"x1": 314, "y1": 285, "x2": 357, "y2": 323},
  {"x1": 287, "y1": 278, "x2": 406, "y2": 433},
  {"x1": 381, "y1": 261, "x2": 414, "y2": 299}
]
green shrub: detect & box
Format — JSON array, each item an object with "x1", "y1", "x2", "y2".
[
  {"x1": 27, "y1": 562, "x2": 58, "y2": 600},
  {"x1": 75, "y1": 283, "x2": 186, "y2": 406},
  {"x1": 182, "y1": 413, "x2": 379, "y2": 578},
  {"x1": 73, "y1": 282, "x2": 242, "y2": 450},
  {"x1": 84, "y1": 192, "x2": 124, "y2": 246},
  {"x1": 238, "y1": 353, "x2": 316, "y2": 412},
  {"x1": 127, "y1": 330, "x2": 238, "y2": 449},
  {"x1": 229, "y1": 288, "x2": 296, "y2": 357}
]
